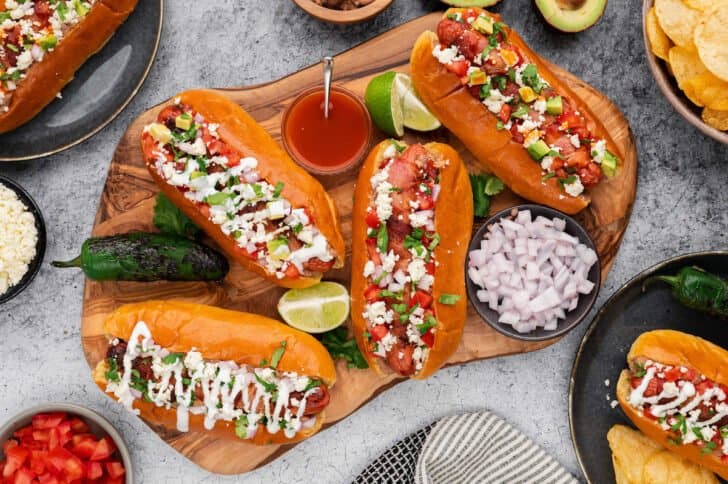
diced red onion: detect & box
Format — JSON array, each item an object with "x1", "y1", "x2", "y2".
[{"x1": 467, "y1": 209, "x2": 597, "y2": 333}]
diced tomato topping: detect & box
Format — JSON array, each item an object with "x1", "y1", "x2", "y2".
[
  {"x1": 445, "y1": 60, "x2": 469, "y2": 78},
  {"x1": 498, "y1": 104, "x2": 511, "y2": 124},
  {"x1": 696, "y1": 381, "x2": 714, "y2": 394},
  {"x1": 421, "y1": 330, "x2": 435, "y2": 348},
  {"x1": 0, "y1": 413, "x2": 124, "y2": 483},
  {"x1": 68, "y1": 419, "x2": 88, "y2": 434},
  {"x1": 663, "y1": 367, "x2": 682, "y2": 382},
  {"x1": 11, "y1": 467, "x2": 34, "y2": 484},
  {"x1": 365, "y1": 211, "x2": 380, "y2": 229},
  {"x1": 509, "y1": 123, "x2": 524, "y2": 143},
  {"x1": 364, "y1": 284, "x2": 381, "y2": 303},
  {"x1": 2, "y1": 439, "x2": 18, "y2": 454},
  {"x1": 32, "y1": 414, "x2": 66, "y2": 431},
  {"x1": 425, "y1": 262, "x2": 436, "y2": 275},
  {"x1": 557, "y1": 111, "x2": 584, "y2": 129},
  {"x1": 3, "y1": 446, "x2": 29, "y2": 477},
  {"x1": 630, "y1": 377, "x2": 642, "y2": 389},
  {"x1": 105, "y1": 461, "x2": 125, "y2": 479},
  {"x1": 86, "y1": 461, "x2": 104, "y2": 480},
  {"x1": 416, "y1": 192, "x2": 434, "y2": 210},
  {"x1": 70, "y1": 437, "x2": 97, "y2": 460},
  {"x1": 36, "y1": 473, "x2": 59, "y2": 484},
  {"x1": 284, "y1": 264, "x2": 300, "y2": 279},
  {"x1": 410, "y1": 291, "x2": 433, "y2": 309},
  {"x1": 370, "y1": 325, "x2": 388, "y2": 342}
]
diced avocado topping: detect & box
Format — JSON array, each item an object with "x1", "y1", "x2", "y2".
[
  {"x1": 267, "y1": 238, "x2": 290, "y2": 260},
  {"x1": 468, "y1": 70, "x2": 488, "y2": 86},
  {"x1": 190, "y1": 171, "x2": 206, "y2": 180},
  {"x1": 601, "y1": 150, "x2": 618, "y2": 177},
  {"x1": 546, "y1": 96, "x2": 563, "y2": 115},
  {"x1": 39, "y1": 35, "x2": 58, "y2": 50},
  {"x1": 73, "y1": 0, "x2": 89, "y2": 16},
  {"x1": 500, "y1": 49, "x2": 518, "y2": 67},
  {"x1": 175, "y1": 113, "x2": 193, "y2": 130},
  {"x1": 472, "y1": 15, "x2": 494, "y2": 34},
  {"x1": 204, "y1": 192, "x2": 231, "y2": 205},
  {"x1": 148, "y1": 123, "x2": 172, "y2": 144},
  {"x1": 527, "y1": 140, "x2": 551, "y2": 160},
  {"x1": 518, "y1": 86, "x2": 537, "y2": 103}
]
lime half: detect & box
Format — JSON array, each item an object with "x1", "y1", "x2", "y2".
[
  {"x1": 394, "y1": 73, "x2": 441, "y2": 131},
  {"x1": 365, "y1": 72, "x2": 405, "y2": 137},
  {"x1": 277, "y1": 282, "x2": 350, "y2": 334}
]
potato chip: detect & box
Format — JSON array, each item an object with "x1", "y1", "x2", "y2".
[
  {"x1": 607, "y1": 425, "x2": 663, "y2": 484},
  {"x1": 684, "y1": 0, "x2": 719, "y2": 10},
  {"x1": 695, "y1": 5, "x2": 728, "y2": 82},
  {"x1": 655, "y1": 0, "x2": 701, "y2": 47},
  {"x1": 669, "y1": 46, "x2": 708, "y2": 87},
  {"x1": 646, "y1": 7, "x2": 672, "y2": 61},
  {"x1": 702, "y1": 107, "x2": 728, "y2": 130},
  {"x1": 642, "y1": 451, "x2": 718, "y2": 484},
  {"x1": 683, "y1": 71, "x2": 728, "y2": 109}
]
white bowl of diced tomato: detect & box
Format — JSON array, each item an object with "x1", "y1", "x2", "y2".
[{"x1": 0, "y1": 403, "x2": 132, "y2": 483}]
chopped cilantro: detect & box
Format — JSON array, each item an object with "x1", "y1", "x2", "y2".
[
  {"x1": 270, "y1": 341, "x2": 287, "y2": 369},
  {"x1": 496, "y1": 120, "x2": 505, "y2": 130},
  {"x1": 318, "y1": 327, "x2": 368, "y2": 369},
  {"x1": 273, "y1": 181, "x2": 284, "y2": 198},
  {"x1": 162, "y1": 352, "x2": 184, "y2": 364},
  {"x1": 376, "y1": 223, "x2": 388, "y2": 254},
  {"x1": 104, "y1": 358, "x2": 120, "y2": 383},
  {"x1": 234, "y1": 415, "x2": 249, "y2": 439},
  {"x1": 153, "y1": 193, "x2": 200, "y2": 238},
  {"x1": 633, "y1": 362, "x2": 647, "y2": 377}
]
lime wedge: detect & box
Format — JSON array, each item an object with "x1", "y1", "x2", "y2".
[
  {"x1": 277, "y1": 282, "x2": 350, "y2": 334},
  {"x1": 365, "y1": 72, "x2": 405, "y2": 137},
  {"x1": 394, "y1": 73, "x2": 442, "y2": 132}
]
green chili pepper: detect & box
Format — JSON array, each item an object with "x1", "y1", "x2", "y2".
[
  {"x1": 644, "y1": 266, "x2": 728, "y2": 318},
  {"x1": 51, "y1": 232, "x2": 229, "y2": 282}
]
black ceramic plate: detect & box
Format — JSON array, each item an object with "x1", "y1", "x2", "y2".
[
  {"x1": 570, "y1": 251, "x2": 728, "y2": 483},
  {"x1": 0, "y1": 175, "x2": 46, "y2": 304},
  {"x1": 0, "y1": 0, "x2": 163, "y2": 161}
]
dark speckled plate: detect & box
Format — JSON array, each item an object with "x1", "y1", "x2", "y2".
[
  {"x1": 570, "y1": 251, "x2": 728, "y2": 483},
  {"x1": 0, "y1": 0, "x2": 163, "y2": 162}
]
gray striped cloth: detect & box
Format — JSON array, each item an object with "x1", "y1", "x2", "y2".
[{"x1": 415, "y1": 412, "x2": 578, "y2": 484}]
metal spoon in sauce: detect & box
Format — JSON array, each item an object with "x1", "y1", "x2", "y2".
[{"x1": 323, "y1": 56, "x2": 334, "y2": 119}]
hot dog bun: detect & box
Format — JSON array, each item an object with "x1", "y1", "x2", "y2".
[
  {"x1": 616, "y1": 330, "x2": 728, "y2": 480},
  {"x1": 351, "y1": 140, "x2": 471, "y2": 379},
  {"x1": 142, "y1": 89, "x2": 346, "y2": 289},
  {"x1": 410, "y1": 8, "x2": 625, "y2": 215},
  {"x1": 92, "y1": 300, "x2": 337, "y2": 445},
  {"x1": 0, "y1": 0, "x2": 139, "y2": 133}
]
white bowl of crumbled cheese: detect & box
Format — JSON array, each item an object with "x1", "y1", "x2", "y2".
[{"x1": 0, "y1": 176, "x2": 45, "y2": 304}]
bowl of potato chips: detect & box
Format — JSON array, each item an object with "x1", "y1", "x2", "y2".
[{"x1": 643, "y1": 0, "x2": 728, "y2": 143}]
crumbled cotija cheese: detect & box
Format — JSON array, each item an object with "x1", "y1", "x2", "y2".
[{"x1": 0, "y1": 183, "x2": 38, "y2": 295}]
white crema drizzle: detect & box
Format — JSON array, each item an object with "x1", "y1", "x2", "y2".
[{"x1": 106, "y1": 321, "x2": 321, "y2": 439}]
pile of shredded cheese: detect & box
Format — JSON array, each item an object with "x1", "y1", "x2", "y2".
[{"x1": 0, "y1": 182, "x2": 38, "y2": 295}]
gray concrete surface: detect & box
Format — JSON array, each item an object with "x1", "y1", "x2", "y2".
[{"x1": 1, "y1": 0, "x2": 726, "y2": 482}]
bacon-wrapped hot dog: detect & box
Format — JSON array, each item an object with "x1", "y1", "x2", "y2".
[
  {"x1": 141, "y1": 90, "x2": 346, "y2": 288},
  {"x1": 0, "y1": 0, "x2": 139, "y2": 133},
  {"x1": 351, "y1": 140, "x2": 472, "y2": 379},
  {"x1": 410, "y1": 8, "x2": 624, "y2": 214},
  {"x1": 617, "y1": 330, "x2": 728, "y2": 480},
  {"x1": 93, "y1": 300, "x2": 337, "y2": 445}
]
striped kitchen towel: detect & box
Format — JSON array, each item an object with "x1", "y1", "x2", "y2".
[{"x1": 415, "y1": 411, "x2": 578, "y2": 484}]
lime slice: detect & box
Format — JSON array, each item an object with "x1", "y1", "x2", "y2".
[
  {"x1": 394, "y1": 73, "x2": 442, "y2": 132},
  {"x1": 365, "y1": 72, "x2": 405, "y2": 137},
  {"x1": 277, "y1": 282, "x2": 350, "y2": 334}
]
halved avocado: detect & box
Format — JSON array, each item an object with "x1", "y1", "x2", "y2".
[
  {"x1": 535, "y1": 0, "x2": 607, "y2": 33},
  {"x1": 441, "y1": 0, "x2": 502, "y2": 7}
]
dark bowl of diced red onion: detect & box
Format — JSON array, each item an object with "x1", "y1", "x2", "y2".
[{"x1": 466, "y1": 204, "x2": 601, "y2": 342}]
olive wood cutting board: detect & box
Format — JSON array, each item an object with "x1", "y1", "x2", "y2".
[{"x1": 80, "y1": 12, "x2": 637, "y2": 475}]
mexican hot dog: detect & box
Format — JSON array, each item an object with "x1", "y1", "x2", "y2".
[
  {"x1": 141, "y1": 90, "x2": 346, "y2": 288},
  {"x1": 351, "y1": 140, "x2": 472, "y2": 379},
  {"x1": 410, "y1": 8, "x2": 624, "y2": 214},
  {"x1": 93, "y1": 300, "x2": 337, "y2": 445},
  {"x1": 0, "y1": 0, "x2": 139, "y2": 133},
  {"x1": 616, "y1": 330, "x2": 728, "y2": 480}
]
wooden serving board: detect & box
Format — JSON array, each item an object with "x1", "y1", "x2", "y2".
[{"x1": 81, "y1": 13, "x2": 637, "y2": 475}]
